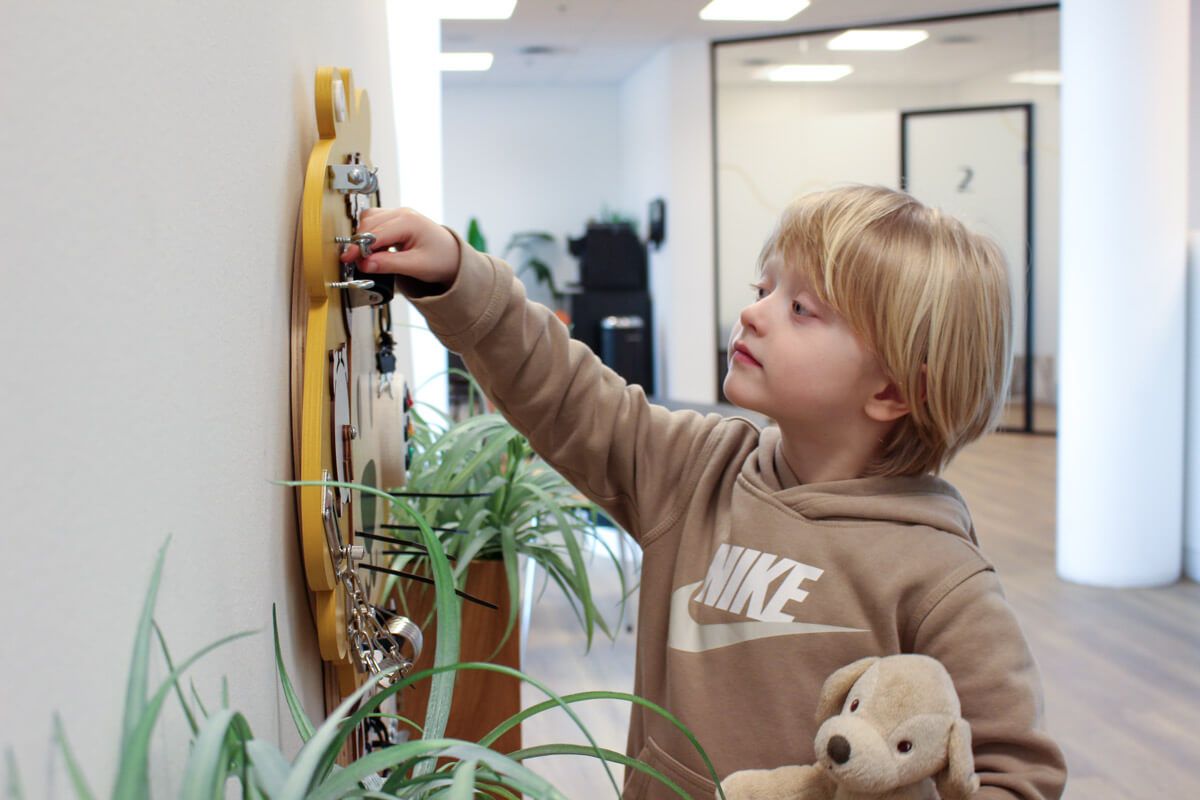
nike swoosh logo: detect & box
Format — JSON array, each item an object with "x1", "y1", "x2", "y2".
[{"x1": 667, "y1": 581, "x2": 867, "y2": 653}]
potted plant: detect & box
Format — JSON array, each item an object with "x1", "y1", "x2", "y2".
[{"x1": 379, "y1": 392, "x2": 632, "y2": 751}]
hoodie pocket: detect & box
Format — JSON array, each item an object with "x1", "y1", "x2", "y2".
[{"x1": 624, "y1": 736, "x2": 717, "y2": 799}]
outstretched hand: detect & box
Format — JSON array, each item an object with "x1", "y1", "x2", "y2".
[{"x1": 338, "y1": 207, "x2": 461, "y2": 286}]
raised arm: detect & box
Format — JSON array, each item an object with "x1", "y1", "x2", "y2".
[
  {"x1": 911, "y1": 569, "x2": 1067, "y2": 799},
  {"x1": 343, "y1": 208, "x2": 723, "y2": 540}
]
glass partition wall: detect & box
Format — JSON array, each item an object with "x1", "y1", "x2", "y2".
[{"x1": 712, "y1": 5, "x2": 1059, "y2": 434}]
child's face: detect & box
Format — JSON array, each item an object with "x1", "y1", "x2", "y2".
[{"x1": 724, "y1": 253, "x2": 889, "y2": 433}]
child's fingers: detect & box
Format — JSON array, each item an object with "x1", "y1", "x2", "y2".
[
  {"x1": 338, "y1": 209, "x2": 409, "y2": 262},
  {"x1": 356, "y1": 213, "x2": 421, "y2": 256},
  {"x1": 361, "y1": 248, "x2": 422, "y2": 275}
]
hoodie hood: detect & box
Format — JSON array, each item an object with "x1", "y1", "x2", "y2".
[{"x1": 744, "y1": 426, "x2": 977, "y2": 544}]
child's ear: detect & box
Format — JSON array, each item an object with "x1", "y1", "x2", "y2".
[
  {"x1": 865, "y1": 382, "x2": 910, "y2": 423},
  {"x1": 865, "y1": 365, "x2": 927, "y2": 423}
]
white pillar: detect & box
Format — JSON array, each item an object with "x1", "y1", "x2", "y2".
[
  {"x1": 1058, "y1": 0, "x2": 1188, "y2": 587},
  {"x1": 1186, "y1": 0, "x2": 1200, "y2": 581},
  {"x1": 1188, "y1": 233, "x2": 1200, "y2": 580}
]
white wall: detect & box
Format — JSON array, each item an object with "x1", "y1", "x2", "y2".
[
  {"x1": 442, "y1": 85, "x2": 623, "y2": 309},
  {"x1": 0, "y1": 1, "x2": 435, "y2": 794},
  {"x1": 620, "y1": 42, "x2": 718, "y2": 404},
  {"x1": 441, "y1": 50, "x2": 715, "y2": 405},
  {"x1": 716, "y1": 80, "x2": 1060, "y2": 404}
]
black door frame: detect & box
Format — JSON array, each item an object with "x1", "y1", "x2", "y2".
[{"x1": 901, "y1": 103, "x2": 1039, "y2": 435}]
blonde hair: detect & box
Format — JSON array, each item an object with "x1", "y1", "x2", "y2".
[{"x1": 763, "y1": 185, "x2": 1013, "y2": 477}]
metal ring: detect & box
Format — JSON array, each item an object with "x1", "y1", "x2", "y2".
[{"x1": 384, "y1": 615, "x2": 424, "y2": 663}]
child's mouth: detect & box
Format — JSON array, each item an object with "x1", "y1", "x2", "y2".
[{"x1": 732, "y1": 343, "x2": 762, "y2": 368}]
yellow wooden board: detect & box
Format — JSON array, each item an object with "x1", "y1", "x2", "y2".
[{"x1": 295, "y1": 66, "x2": 386, "y2": 681}]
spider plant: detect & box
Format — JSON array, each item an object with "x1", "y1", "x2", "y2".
[
  {"x1": 384, "y1": 397, "x2": 631, "y2": 655},
  {"x1": 6, "y1": 494, "x2": 725, "y2": 799}
]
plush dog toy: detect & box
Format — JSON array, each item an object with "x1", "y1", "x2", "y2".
[{"x1": 719, "y1": 655, "x2": 980, "y2": 800}]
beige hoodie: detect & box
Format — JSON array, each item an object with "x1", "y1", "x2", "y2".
[{"x1": 405, "y1": 238, "x2": 1066, "y2": 799}]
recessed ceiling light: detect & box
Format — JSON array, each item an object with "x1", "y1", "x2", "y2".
[
  {"x1": 440, "y1": 52, "x2": 495, "y2": 72},
  {"x1": 1010, "y1": 70, "x2": 1061, "y2": 85},
  {"x1": 827, "y1": 29, "x2": 929, "y2": 51},
  {"x1": 700, "y1": 0, "x2": 810, "y2": 22},
  {"x1": 755, "y1": 64, "x2": 853, "y2": 82},
  {"x1": 438, "y1": 0, "x2": 517, "y2": 20}
]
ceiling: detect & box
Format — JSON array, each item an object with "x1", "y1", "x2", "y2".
[
  {"x1": 441, "y1": 0, "x2": 1058, "y2": 86},
  {"x1": 716, "y1": 7, "x2": 1058, "y2": 87}
]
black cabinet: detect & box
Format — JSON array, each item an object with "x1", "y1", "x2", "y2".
[{"x1": 568, "y1": 290, "x2": 654, "y2": 395}]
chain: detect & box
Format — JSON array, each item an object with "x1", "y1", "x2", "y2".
[{"x1": 322, "y1": 484, "x2": 422, "y2": 683}]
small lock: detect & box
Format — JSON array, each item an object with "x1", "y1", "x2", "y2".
[{"x1": 377, "y1": 348, "x2": 397, "y2": 375}]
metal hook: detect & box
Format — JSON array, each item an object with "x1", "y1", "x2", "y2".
[
  {"x1": 330, "y1": 278, "x2": 376, "y2": 290},
  {"x1": 335, "y1": 232, "x2": 379, "y2": 258}
]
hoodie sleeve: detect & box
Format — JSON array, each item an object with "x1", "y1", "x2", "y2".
[
  {"x1": 401, "y1": 233, "x2": 724, "y2": 542},
  {"x1": 911, "y1": 569, "x2": 1067, "y2": 799}
]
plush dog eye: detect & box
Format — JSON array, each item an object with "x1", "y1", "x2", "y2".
[
  {"x1": 849, "y1": 699, "x2": 859, "y2": 712},
  {"x1": 897, "y1": 741, "x2": 913, "y2": 753}
]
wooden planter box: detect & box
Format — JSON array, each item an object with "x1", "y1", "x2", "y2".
[{"x1": 400, "y1": 559, "x2": 522, "y2": 755}]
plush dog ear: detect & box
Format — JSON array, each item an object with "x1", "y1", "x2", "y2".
[
  {"x1": 814, "y1": 656, "x2": 879, "y2": 724},
  {"x1": 934, "y1": 718, "x2": 980, "y2": 800}
]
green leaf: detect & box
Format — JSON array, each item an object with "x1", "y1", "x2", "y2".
[
  {"x1": 271, "y1": 605, "x2": 315, "y2": 742},
  {"x1": 51, "y1": 715, "x2": 94, "y2": 800},
  {"x1": 277, "y1": 669, "x2": 400, "y2": 799},
  {"x1": 511, "y1": 744, "x2": 686, "y2": 799},
  {"x1": 189, "y1": 680, "x2": 211, "y2": 720},
  {"x1": 447, "y1": 758, "x2": 477, "y2": 799},
  {"x1": 391, "y1": 497, "x2": 461, "y2": 772},
  {"x1": 4, "y1": 748, "x2": 23, "y2": 800},
  {"x1": 152, "y1": 622, "x2": 199, "y2": 737},
  {"x1": 179, "y1": 708, "x2": 254, "y2": 800},
  {"x1": 245, "y1": 740, "x2": 292, "y2": 797},
  {"x1": 480, "y1": 690, "x2": 727, "y2": 799},
  {"x1": 115, "y1": 537, "x2": 171, "y2": 796},
  {"x1": 110, "y1": 629, "x2": 257, "y2": 799},
  {"x1": 308, "y1": 740, "x2": 565, "y2": 800},
  {"x1": 340, "y1": 662, "x2": 621, "y2": 797},
  {"x1": 466, "y1": 218, "x2": 488, "y2": 253}
]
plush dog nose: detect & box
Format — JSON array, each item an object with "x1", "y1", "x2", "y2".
[{"x1": 827, "y1": 735, "x2": 852, "y2": 765}]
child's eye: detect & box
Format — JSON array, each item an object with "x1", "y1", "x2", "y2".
[
  {"x1": 792, "y1": 300, "x2": 813, "y2": 317},
  {"x1": 749, "y1": 283, "x2": 768, "y2": 300}
]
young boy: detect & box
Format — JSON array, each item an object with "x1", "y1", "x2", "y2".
[{"x1": 342, "y1": 185, "x2": 1067, "y2": 799}]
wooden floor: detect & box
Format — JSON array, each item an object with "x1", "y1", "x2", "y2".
[
  {"x1": 999, "y1": 400, "x2": 1058, "y2": 433},
  {"x1": 519, "y1": 430, "x2": 1200, "y2": 799}
]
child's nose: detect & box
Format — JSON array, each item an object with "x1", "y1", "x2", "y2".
[{"x1": 738, "y1": 301, "x2": 764, "y2": 334}]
